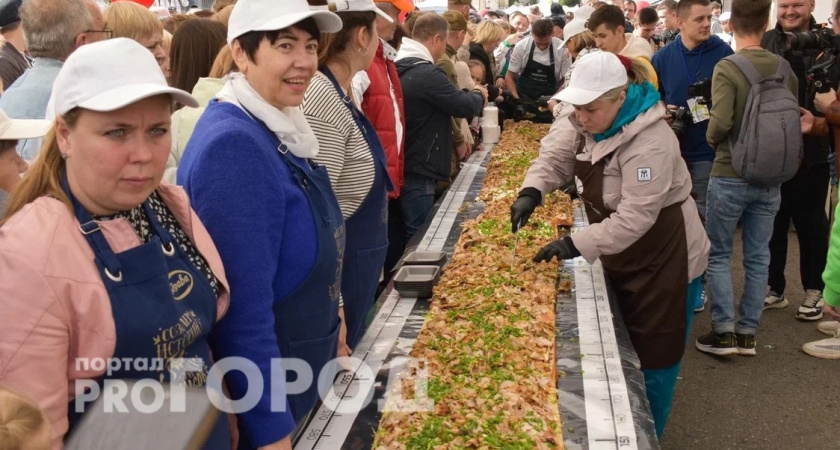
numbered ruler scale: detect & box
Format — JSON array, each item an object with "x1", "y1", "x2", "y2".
[
  {"x1": 573, "y1": 258, "x2": 638, "y2": 449},
  {"x1": 294, "y1": 147, "x2": 493, "y2": 450}
]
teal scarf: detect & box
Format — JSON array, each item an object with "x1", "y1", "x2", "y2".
[{"x1": 594, "y1": 82, "x2": 661, "y2": 142}]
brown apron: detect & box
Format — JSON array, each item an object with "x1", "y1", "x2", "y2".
[{"x1": 575, "y1": 152, "x2": 689, "y2": 369}]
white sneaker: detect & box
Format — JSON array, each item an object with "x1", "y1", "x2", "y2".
[
  {"x1": 763, "y1": 290, "x2": 789, "y2": 310},
  {"x1": 796, "y1": 290, "x2": 825, "y2": 321},
  {"x1": 802, "y1": 330, "x2": 840, "y2": 359},
  {"x1": 817, "y1": 321, "x2": 840, "y2": 336}
]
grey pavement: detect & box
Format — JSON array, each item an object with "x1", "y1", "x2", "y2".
[{"x1": 661, "y1": 228, "x2": 837, "y2": 450}]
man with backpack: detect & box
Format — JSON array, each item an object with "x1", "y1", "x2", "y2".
[
  {"x1": 761, "y1": 0, "x2": 836, "y2": 322},
  {"x1": 697, "y1": 0, "x2": 813, "y2": 356}
]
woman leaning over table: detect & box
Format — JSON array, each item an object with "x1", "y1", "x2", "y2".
[
  {"x1": 0, "y1": 38, "x2": 229, "y2": 447},
  {"x1": 176, "y1": 0, "x2": 346, "y2": 448},
  {"x1": 302, "y1": 0, "x2": 394, "y2": 350},
  {"x1": 515, "y1": 51, "x2": 709, "y2": 438}
]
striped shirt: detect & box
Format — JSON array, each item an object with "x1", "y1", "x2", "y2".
[{"x1": 303, "y1": 72, "x2": 375, "y2": 219}]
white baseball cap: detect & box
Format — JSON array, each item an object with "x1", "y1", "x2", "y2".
[
  {"x1": 49, "y1": 38, "x2": 197, "y2": 119},
  {"x1": 562, "y1": 6, "x2": 594, "y2": 45},
  {"x1": 227, "y1": 0, "x2": 343, "y2": 44},
  {"x1": 329, "y1": 0, "x2": 394, "y2": 22},
  {"x1": 719, "y1": 11, "x2": 731, "y2": 22},
  {"x1": 0, "y1": 110, "x2": 50, "y2": 141},
  {"x1": 555, "y1": 51, "x2": 628, "y2": 105}
]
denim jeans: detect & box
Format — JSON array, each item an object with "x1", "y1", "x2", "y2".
[
  {"x1": 686, "y1": 160, "x2": 713, "y2": 220},
  {"x1": 401, "y1": 173, "x2": 437, "y2": 242},
  {"x1": 706, "y1": 177, "x2": 781, "y2": 335}
]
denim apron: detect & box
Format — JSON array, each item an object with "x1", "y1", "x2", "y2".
[
  {"x1": 320, "y1": 67, "x2": 393, "y2": 349},
  {"x1": 234, "y1": 116, "x2": 345, "y2": 449},
  {"x1": 60, "y1": 175, "x2": 228, "y2": 448}
]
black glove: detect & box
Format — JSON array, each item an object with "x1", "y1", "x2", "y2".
[
  {"x1": 511, "y1": 188, "x2": 541, "y2": 233},
  {"x1": 533, "y1": 236, "x2": 581, "y2": 263},
  {"x1": 559, "y1": 179, "x2": 579, "y2": 200}
]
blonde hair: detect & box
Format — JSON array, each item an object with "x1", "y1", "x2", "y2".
[
  {"x1": 472, "y1": 21, "x2": 506, "y2": 45},
  {"x1": 209, "y1": 45, "x2": 235, "y2": 78},
  {"x1": 2, "y1": 111, "x2": 81, "y2": 225},
  {"x1": 213, "y1": 5, "x2": 234, "y2": 28},
  {"x1": 0, "y1": 388, "x2": 52, "y2": 450},
  {"x1": 600, "y1": 57, "x2": 655, "y2": 102},
  {"x1": 567, "y1": 31, "x2": 597, "y2": 54},
  {"x1": 104, "y1": 1, "x2": 163, "y2": 42},
  {"x1": 161, "y1": 29, "x2": 173, "y2": 54}
]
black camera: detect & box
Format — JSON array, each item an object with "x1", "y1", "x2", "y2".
[
  {"x1": 687, "y1": 79, "x2": 712, "y2": 104},
  {"x1": 784, "y1": 26, "x2": 840, "y2": 52},
  {"x1": 651, "y1": 35, "x2": 663, "y2": 46},
  {"x1": 667, "y1": 106, "x2": 691, "y2": 138},
  {"x1": 807, "y1": 58, "x2": 838, "y2": 94}
]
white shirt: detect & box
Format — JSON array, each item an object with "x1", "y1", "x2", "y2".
[{"x1": 507, "y1": 36, "x2": 573, "y2": 83}]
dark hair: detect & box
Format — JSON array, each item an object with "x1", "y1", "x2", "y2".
[
  {"x1": 550, "y1": 2, "x2": 564, "y2": 15},
  {"x1": 390, "y1": 23, "x2": 405, "y2": 51},
  {"x1": 531, "y1": 18, "x2": 553, "y2": 38},
  {"x1": 638, "y1": 7, "x2": 659, "y2": 25},
  {"x1": 624, "y1": 0, "x2": 637, "y2": 12},
  {"x1": 731, "y1": 0, "x2": 770, "y2": 35},
  {"x1": 549, "y1": 15, "x2": 566, "y2": 30},
  {"x1": 657, "y1": 0, "x2": 678, "y2": 12},
  {"x1": 318, "y1": 11, "x2": 376, "y2": 67},
  {"x1": 169, "y1": 19, "x2": 227, "y2": 101},
  {"x1": 677, "y1": 0, "x2": 710, "y2": 19},
  {"x1": 587, "y1": 5, "x2": 626, "y2": 32},
  {"x1": 0, "y1": 20, "x2": 20, "y2": 34},
  {"x1": 411, "y1": 13, "x2": 448, "y2": 42},
  {"x1": 236, "y1": 18, "x2": 320, "y2": 63}
]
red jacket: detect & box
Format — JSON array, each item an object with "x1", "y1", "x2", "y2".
[{"x1": 362, "y1": 41, "x2": 405, "y2": 199}]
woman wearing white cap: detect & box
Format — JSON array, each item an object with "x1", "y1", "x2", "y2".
[
  {"x1": 302, "y1": 0, "x2": 394, "y2": 352},
  {"x1": 0, "y1": 111, "x2": 51, "y2": 216},
  {"x1": 0, "y1": 38, "x2": 231, "y2": 447},
  {"x1": 521, "y1": 51, "x2": 709, "y2": 438},
  {"x1": 176, "y1": 0, "x2": 345, "y2": 448}
]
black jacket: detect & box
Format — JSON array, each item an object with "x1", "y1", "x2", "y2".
[
  {"x1": 396, "y1": 57, "x2": 484, "y2": 181},
  {"x1": 468, "y1": 42, "x2": 501, "y2": 99},
  {"x1": 762, "y1": 17, "x2": 832, "y2": 167}
]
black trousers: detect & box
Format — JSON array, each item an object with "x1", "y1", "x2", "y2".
[
  {"x1": 382, "y1": 198, "x2": 406, "y2": 285},
  {"x1": 768, "y1": 162, "x2": 830, "y2": 294}
]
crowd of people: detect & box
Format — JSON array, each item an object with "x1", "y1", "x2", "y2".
[{"x1": 0, "y1": 0, "x2": 837, "y2": 447}]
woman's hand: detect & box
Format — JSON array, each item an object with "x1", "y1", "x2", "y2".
[
  {"x1": 814, "y1": 89, "x2": 836, "y2": 114},
  {"x1": 494, "y1": 77, "x2": 506, "y2": 90},
  {"x1": 506, "y1": 33, "x2": 523, "y2": 47},
  {"x1": 800, "y1": 107, "x2": 815, "y2": 135},
  {"x1": 825, "y1": 304, "x2": 840, "y2": 321},
  {"x1": 337, "y1": 306, "x2": 353, "y2": 371}
]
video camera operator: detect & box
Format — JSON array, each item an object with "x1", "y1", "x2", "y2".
[{"x1": 761, "y1": 0, "x2": 839, "y2": 320}]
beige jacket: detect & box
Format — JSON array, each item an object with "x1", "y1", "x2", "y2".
[{"x1": 523, "y1": 102, "x2": 709, "y2": 281}]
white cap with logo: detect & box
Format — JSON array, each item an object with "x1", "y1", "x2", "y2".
[
  {"x1": 328, "y1": 0, "x2": 394, "y2": 23},
  {"x1": 227, "y1": 0, "x2": 344, "y2": 44},
  {"x1": 555, "y1": 51, "x2": 628, "y2": 105},
  {"x1": 48, "y1": 38, "x2": 198, "y2": 120}
]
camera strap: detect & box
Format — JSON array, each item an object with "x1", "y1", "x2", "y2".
[{"x1": 680, "y1": 44, "x2": 705, "y2": 84}]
